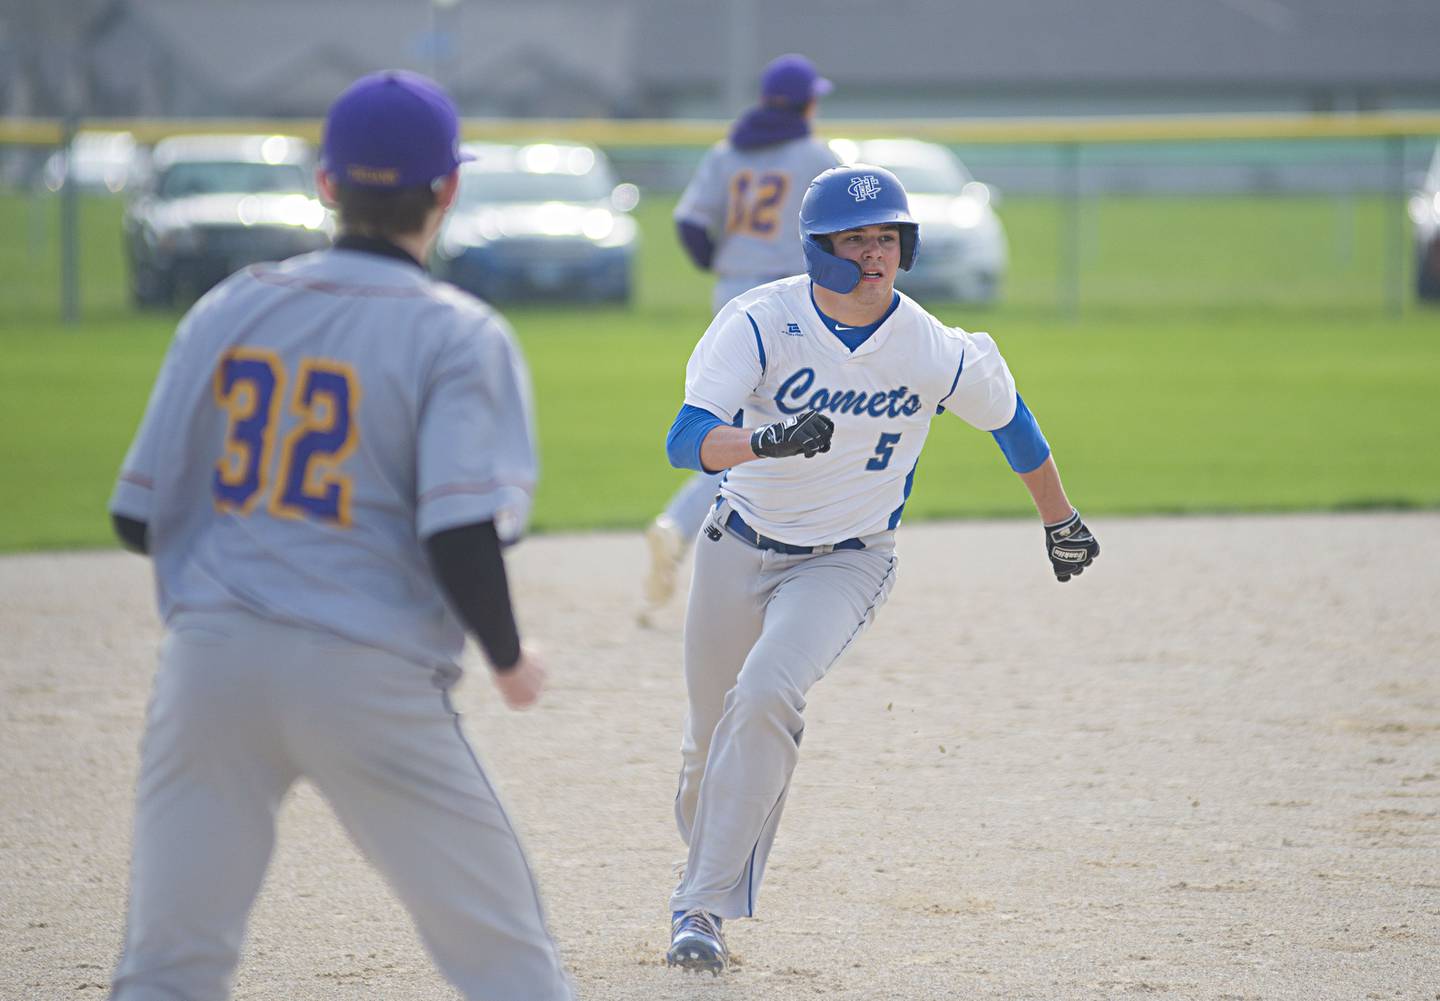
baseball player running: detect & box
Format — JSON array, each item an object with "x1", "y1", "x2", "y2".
[
  {"x1": 662, "y1": 164, "x2": 1099, "y2": 974},
  {"x1": 642, "y1": 53, "x2": 840, "y2": 624},
  {"x1": 106, "y1": 71, "x2": 572, "y2": 1000}
]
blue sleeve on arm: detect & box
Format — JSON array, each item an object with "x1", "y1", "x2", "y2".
[
  {"x1": 666, "y1": 404, "x2": 728, "y2": 472},
  {"x1": 990, "y1": 394, "x2": 1051, "y2": 473},
  {"x1": 676, "y1": 220, "x2": 715, "y2": 271}
]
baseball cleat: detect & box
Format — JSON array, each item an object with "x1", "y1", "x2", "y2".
[
  {"x1": 666, "y1": 908, "x2": 727, "y2": 975},
  {"x1": 640, "y1": 515, "x2": 685, "y2": 617}
]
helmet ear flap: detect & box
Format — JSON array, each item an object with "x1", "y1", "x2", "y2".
[
  {"x1": 899, "y1": 224, "x2": 920, "y2": 271},
  {"x1": 803, "y1": 235, "x2": 861, "y2": 293}
]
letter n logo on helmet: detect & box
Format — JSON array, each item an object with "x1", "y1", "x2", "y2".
[{"x1": 847, "y1": 174, "x2": 882, "y2": 201}]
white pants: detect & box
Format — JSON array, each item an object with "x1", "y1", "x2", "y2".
[
  {"x1": 670, "y1": 504, "x2": 898, "y2": 919},
  {"x1": 110, "y1": 610, "x2": 572, "y2": 1001}
]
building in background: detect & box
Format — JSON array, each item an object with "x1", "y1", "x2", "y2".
[
  {"x1": 2, "y1": 0, "x2": 1437, "y2": 195},
  {"x1": 4, "y1": 0, "x2": 1438, "y2": 121}
]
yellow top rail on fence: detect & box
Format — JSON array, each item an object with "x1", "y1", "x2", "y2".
[{"x1": 5, "y1": 111, "x2": 1440, "y2": 148}]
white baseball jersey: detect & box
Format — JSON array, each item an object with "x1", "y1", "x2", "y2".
[
  {"x1": 109, "y1": 248, "x2": 537, "y2": 670},
  {"x1": 683, "y1": 275, "x2": 1018, "y2": 547},
  {"x1": 674, "y1": 137, "x2": 839, "y2": 287}
]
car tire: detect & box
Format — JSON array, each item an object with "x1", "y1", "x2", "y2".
[
  {"x1": 130, "y1": 264, "x2": 173, "y2": 310},
  {"x1": 606, "y1": 279, "x2": 633, "y2": 306},
  {"x1": 1417, "y1": 240, "x2": 1440, "y2": 302}
]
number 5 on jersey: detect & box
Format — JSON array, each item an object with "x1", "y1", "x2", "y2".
[{"x1": 213, "y1": 347, "x2": 361, "y2": 526}]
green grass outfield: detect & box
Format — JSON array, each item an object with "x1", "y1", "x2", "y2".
[{"x1": 2, "y1": 190, "x2": 1438, "y2": 552}]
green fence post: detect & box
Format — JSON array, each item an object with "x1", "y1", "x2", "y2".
[
  {"x1": 1385, "y1": 133, "x2": 1406, "y2": 319},
  {"x1": 1060, "y1": 141, "x2": 1080, "y2": 321},
  {"x1": 60, "y1": 114, "x2": 79, "y2": 326}
]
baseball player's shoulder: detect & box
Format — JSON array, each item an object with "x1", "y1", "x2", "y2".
[
  {"x1": 735, "y1": 274, "x2": 808, "y2": 311},
  {"x1": 892, "y1": 290, "x2": 974, "y2": 342},
  {"x1": 421, "y1": 278, "x2": 519, "y2": 349}
]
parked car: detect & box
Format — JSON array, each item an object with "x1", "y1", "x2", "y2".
[
  {"x1": 432, "y1": 141, "x2": 639, "y2": 304},
  {"x1": 123, "y1": 134, "x2": 332, "y2": 308},
  {"x1": 43, "y1": 130, "x2": 148, "y2": 193},
  {"x1": 1409, "y1": 141, "x2": 1440, "y2": 302},
  {"x1": 829, "y1": 137, "x2": 1007, "y2": 304}
]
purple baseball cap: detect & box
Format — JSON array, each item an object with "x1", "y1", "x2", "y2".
[
  {"x1": 321, "y1": 70, "x2": 472, "y2": 189},
  {"x1": 760, "y1": 54, "x2": 833, "y2": 106}
]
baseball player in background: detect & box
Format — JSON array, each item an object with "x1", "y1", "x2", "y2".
[
  {"x1": 106, "y1": 71, "x2": 573, "y2": 1000},
  {"x1": 662, "y1": 164, "x2": 1100, "y2": 974},
  {"x1": 641, "y1": 53, "x2": 841, "y2": 624}
]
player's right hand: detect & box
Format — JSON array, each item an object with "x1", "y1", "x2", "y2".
[
  {"x1": 750, "y1": 410, "x2": 835, "y2": 459},
  {"x1": 491, "y1": 646, "x2": 546, "y2": 709}
]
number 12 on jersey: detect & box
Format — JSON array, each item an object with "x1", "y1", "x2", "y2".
[
  {"x1": 212, "y1": 348, "x2": 361, "y2": 527},
  {"x1": 727, "y1": 170, "x2": 789, "y2": 238}
]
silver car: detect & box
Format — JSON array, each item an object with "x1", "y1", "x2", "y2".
[
  {"x1": 123, "y1": 134, "x2": 332, "y2": 308},
  {"x1": 829, "y1": 138, "x2": 1007, "y2": 304},
  {"x1": 1409, "y1": 142, "x2": 1440, "y2": 302}
]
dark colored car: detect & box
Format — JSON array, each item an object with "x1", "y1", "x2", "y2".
[
  {"x1": 432, "y1": 142, "x2": 639, "y2": 304},
  {"x1": 1410, "y1": 142, "x2": 1440, "y2": 302},
  {"x1": 123, "y1": 134, "x2": 332, "y2": 308}
]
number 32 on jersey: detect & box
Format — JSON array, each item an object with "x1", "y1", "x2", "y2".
[{"x1": 212, "y1": 347, "x2": 361, "y2": 527}]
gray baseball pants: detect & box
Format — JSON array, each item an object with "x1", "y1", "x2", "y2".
[
  {"x1": 109, "y1": 610, "x2": 572, "y2": 1001},
  {"x1": 669, "y1": 502, "x2": 898, "y2": 919}
]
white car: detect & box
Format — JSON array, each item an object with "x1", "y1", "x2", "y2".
[
  {"x1": 1408, "y1": 141, "x2": 1440, "y2": 301},
  {"x1": 43, "y1": 130, "x2": 147, "y2": 193},
  {"x1": 829, "y1": 137, "x2": 1007, "y2": 304},
  {"x1": 123, "y1": 134, "x2": 331, "y2": 308}
]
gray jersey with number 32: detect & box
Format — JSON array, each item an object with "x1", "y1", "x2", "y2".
[{"x1": 110, "y1": 248, "x2": 538, "y2": 670}]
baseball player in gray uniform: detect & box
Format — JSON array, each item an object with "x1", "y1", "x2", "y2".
[
  {"x1": 642, "y1": 54, "x2": 841, "y2": 624},
  {"x1": 106, "y1": 71, "x2": 572, "y2": 1001},
  {"x1": 661, "y1": 164, "x2": 1100, "y2": 974}
]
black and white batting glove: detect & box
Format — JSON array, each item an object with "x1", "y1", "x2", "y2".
[
  {"x1": 1043, "y1": 509, "x2": 1099, "y2": 582},
  {"x1": 750, "y1": 410, "x2": 835, "y2": 460}
]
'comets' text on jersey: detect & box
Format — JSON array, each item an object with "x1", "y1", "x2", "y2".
[{"x1": 683, "y1": 276, "x2": 1017, "y2": 546}]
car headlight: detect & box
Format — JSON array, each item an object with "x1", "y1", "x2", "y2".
[
  {"x1": 594, "y1": 213, "x2": 637, "y2": 249},
  {"x1": 949, "y1": 197, "x2": 986, "y2": 229},
  {"x1": 274, "y1": 195, "x2": 328, "y2": 230},
  {"x1": 1408, "y1": 193, "x2": 1440, "y2": 228}
]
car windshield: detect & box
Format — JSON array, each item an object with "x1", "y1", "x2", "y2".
[
  {"x1": 157, "y1": 162, "x2": 310, "y2": 198},
  {"x1": 871, "y1": 159, "x2": 972, "y2": 195},
  {"x1": 457, "y1": 168, "x2": 614, "y2": 206}
]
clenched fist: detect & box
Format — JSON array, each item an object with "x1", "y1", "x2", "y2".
[
  {"x1": 1043, "y1": 509, "x2": 1099, "y2": 582},
  {"x1": 750, "y1": 410, "x2": 835, "y2": 460}
]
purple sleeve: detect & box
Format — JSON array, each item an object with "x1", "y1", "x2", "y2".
[{"x1": 676, "y1": 220, "x2": 715, "y2": 271}]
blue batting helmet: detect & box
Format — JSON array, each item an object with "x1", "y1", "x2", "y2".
[{"x1": 799, "y1": 164, "x2": 919, "y2": 293}]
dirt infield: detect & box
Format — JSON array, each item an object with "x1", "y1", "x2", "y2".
[{"x1": 2, "y1": 513, "x2": 1437, "y2": 1001}]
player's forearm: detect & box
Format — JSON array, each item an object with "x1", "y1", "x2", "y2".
[
  {"x1": 698, "y1": 426, "x2": 762, "y2": 471},
  {"x1": 1017, "y1": 456, "x2": 1075, "y2": 524},
  {"x1": 424, "y1": 521, "x2": 522, "y2": 671}
]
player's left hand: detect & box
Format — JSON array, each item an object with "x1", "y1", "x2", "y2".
[
  {"x1": 492, "y1": 646, "x2": 546, "y2": 709},
  {"x1": 1043, "y1": 509, "x2": 1099, "y2": 582}
]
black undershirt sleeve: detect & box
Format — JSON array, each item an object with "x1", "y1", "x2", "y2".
[
  {"x1": 424, "y1": 520, "x2": 522, "y2": 671},
  {"x1": 112, "y1": 514, "x2": 149, "y2": 555}
]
